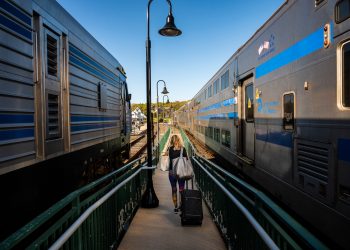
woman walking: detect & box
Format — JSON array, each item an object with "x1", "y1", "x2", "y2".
[{"x1": 167, "y1": 134, "x2": 187, "y2": 213}]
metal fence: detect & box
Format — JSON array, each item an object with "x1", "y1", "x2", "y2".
[
  {"x1": 0, "y1": 129, "x2": 172, "y2": 250},
  {"x1": 0, "y1": 158, "x2": 148, "y2": 250},
  {"x1": 179, "y1": 128, "x2": 328, "y2": 250},
  {"x1": 154, "y1": 127, "x2": 171, "y2": 166},
  {"x1": 158, "y1": 127, "x2": 171, "y2": 156}
]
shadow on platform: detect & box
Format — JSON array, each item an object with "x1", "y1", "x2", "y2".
[{"x1": 118, "y1": 169, "x2": 226, "y2": 250}]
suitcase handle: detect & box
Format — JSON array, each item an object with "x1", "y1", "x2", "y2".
[{"x1": 185, "y1": 178, "x2": 194, "y2": 190}]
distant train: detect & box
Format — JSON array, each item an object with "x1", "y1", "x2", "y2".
[
  {"x1": 175, "y1": 0, "x2": 350, "y2": 248},
  {"x1": 0, "y1": 0, "x2": 131, "y2": 239}
]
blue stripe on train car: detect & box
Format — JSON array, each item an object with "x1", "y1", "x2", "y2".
[
  {"x1": 0, "y1": 114, "x2": 34, "y2": 124},
  {"x1": 70, "y1": 115, "x2": 119, "y2": 123},
  {"x1": 69, "y1": 55, "x2": 118, "y2": 87},
  {"x1": 256, "y1": 25, "x2": 330, "y2": 79},
  {"x1": 69, "y1": 45, "x2": 119, "y2": 83},
  {"x1": 0, "y1": 12, "x2": 31, "y2": 40},
  {"x1": 256, "y1": 130, "x2": 293, "y2": 148},
  {"x1": 198, "y1": 98, "x2": 236, "y2": 113},
  {"x1": 71, "y1": 123, "x2": 116, "y2": 133},
  {"x1": 0, "y1": 0, "x2": 31, "y2": 25},
  {"x1": 338, "y1": 138, "x2": 350, "y2": 163},
  {"x1": 197, "y1": 112, "x2": 238, "y2": 120},
  {"x1": 0, "y1": 128, "x2": 34, "y2": 141}
]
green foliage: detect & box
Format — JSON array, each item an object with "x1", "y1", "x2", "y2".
[
  {"x1": 131, "y1": 100, "x2": 189, "y2": 115},
  {"x1": 131, "y1": 103, "x2": 147, "y2": 114}
]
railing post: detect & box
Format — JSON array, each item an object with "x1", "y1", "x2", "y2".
[{"x1": 72, "y1": 197, "x2": 83, "y2": 250}]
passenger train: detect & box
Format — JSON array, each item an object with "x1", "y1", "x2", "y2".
[
  {"x1": 175, "y1": 0, "x2": 350, "y2": 248},
  {"x1": 0, "y1": 0, "x2": 131, "y2": 239}
]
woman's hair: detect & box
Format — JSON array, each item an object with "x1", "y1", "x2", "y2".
[{"x1": 170, "y1": 135, "x2": 182, "y2": 149}]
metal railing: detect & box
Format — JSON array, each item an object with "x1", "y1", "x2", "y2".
[
  {"x1": 154, "y1": 127, "x2": 171, "y2": 165},
  {"x1": 0, "y1": 130, "x2": 172, "y2": 250},
  {"x1": 0, "y1": 158, "x2": 148, "y2": 250},
  {"x1": 158, "y1": 127, "x2": 171, "y2": 154},
  {"x1": 179, "y1": 128, "x2": 328, "y2": 250}
]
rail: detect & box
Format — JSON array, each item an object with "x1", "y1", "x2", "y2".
[
  {"x1": 0, "y1": 158, "x2": 148, "y2": 249},
  {"x1": 179, "y1": 128, "x2": 328, "y2": 250},
  {"x1": 49, "y1": 164, "x2": 156, "y2": 250},
  {"x1": 154, "y1": 127, "x2": 171, "y2": 165},
  {"x1": 0, "y1": 129, "x2": 171, "y2": 250}
]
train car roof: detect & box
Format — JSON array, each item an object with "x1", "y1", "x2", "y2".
[
  {"x1": 32, "y1": 0, "x2": 124, "y2": 77},
  {"x1": 192, "y1": 0, "x2": 289, "y2": 99}
]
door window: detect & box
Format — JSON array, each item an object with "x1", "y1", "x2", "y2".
[
  {"x1": 283, "y1": 93, "x2": 295, "y2": 130},
  {"x1": 245, "y1": 84, "x2": 254, "y2": 122},
  {"x1": 342, "y1": 41, "x2": 350, "y2": 107}
]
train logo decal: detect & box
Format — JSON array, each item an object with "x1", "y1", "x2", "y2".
[
  {"x1": 258, "y1": 34, "x2": 275, "y2": 60},
  {"x1": 257, "y1": 98, "x2": 279, "y2": 115}
]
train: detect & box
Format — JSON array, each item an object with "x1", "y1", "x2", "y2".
[
  {"x1": 0, "y1": 0, "x2": 131, "y2": 239},
  {"x1": 175, "y1": 0, "x2": 350, "y2": 248}
]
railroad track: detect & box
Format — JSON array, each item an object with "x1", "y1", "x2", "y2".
[
  {"x1": 130, "y1": 130, "x2": 146, "y2": 146},
  {"x1": 124, "y1": 130, "x2": 156, "y2": 164},
  {"x1": 183, "y1": 130, "x2": 215, "y2": 160},
  {"x1": 183, "y1": 129, "x2": 244, "y2": 178}
]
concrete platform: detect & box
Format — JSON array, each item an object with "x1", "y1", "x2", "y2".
[{"x1": 118, "y1": 169, "x2": 226, "y2": 250}]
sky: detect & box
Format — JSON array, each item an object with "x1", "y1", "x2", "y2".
[{"x1": 56, "y1": 0, "x2": 284, "y2": 104}]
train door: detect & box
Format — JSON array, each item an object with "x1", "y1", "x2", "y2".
[
  {"x1": 33, "y1": 14, "x2": 68, "y2": 157},
  {"x1": 120, "y1": 82, "x2": 127, "y2": 135},
  {"x1": 241, "y1": 78, "x2": 255, "y2": 160}
]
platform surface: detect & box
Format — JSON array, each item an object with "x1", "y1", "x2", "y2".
[{"x1": 118, "y1": 168, "x2": 227, "y2": 250}]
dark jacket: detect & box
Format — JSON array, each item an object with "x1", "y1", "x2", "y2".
[{"x1": 168, "y1": 146, "x2": 187, "y2": 171}]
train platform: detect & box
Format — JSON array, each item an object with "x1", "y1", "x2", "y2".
[{"x1": 118, "y1": 168, "x2": 226, "y2": 250}]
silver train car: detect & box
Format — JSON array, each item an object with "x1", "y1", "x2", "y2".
[
  {"x1": 175, "y1": 0, "x2": 350, "y2": 248},
  {"x1": 0, "y1": 0, "x2": 131, "y2": 239}
]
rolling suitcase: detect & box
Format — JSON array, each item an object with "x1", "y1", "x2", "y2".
[{"x1": 180, "y1": 179, "x2": 203, "y2": 226}]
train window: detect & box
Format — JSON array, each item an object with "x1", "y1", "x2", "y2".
[
  {"x1": 208, "y1": 127, "x2": 213, "y2": 139},
  {"x1": 245, "y1": 84, "x2": 254, "y2": 122},
  {"x1": 213, "y1": 79, "x2": 219, "y2": 95},
  {"x1": 208, "y1": 85, "x2": 212, "y2": 98},
  {"x1": 283, "y1": 93, "x2": 295, "y2": 130},
  {"x1": 221, "y1": 130, "x2": 231, "y2": 148},
  {"x1": 204, "y1": 89, "x2": 207, "y2": 100},
  {"x1": 335, "y1": 0, "x2": 350, "y2": 23},
  {"x1": 342, "y1": 41, "x2": 350, "y2": 107},
  {"x1": 205, "y1": 127, "x2": 209, "y2": 137},
  {"x1": 221, "y1": 70, "x2": 229, "y2": 90},
  {"x1": 214, "y1": 128, "x2": 220, "y2": 142}
]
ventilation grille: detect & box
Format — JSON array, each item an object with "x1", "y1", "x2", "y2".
[
  {"x1": 295, "y1": 140, "x2": 333, "y2": 202},
  {"x1": 47, "y1": 94, "x2": 60, "y2": 139},
  {"x1": 297, "y1": 142, "x2": 329, "y2": 183},
  {"x1": 47, "y1": 34, "x2": 58, "y2": 77},
  {"x1": 315, "y1": 0, "x2": 325, "y2": 7}
]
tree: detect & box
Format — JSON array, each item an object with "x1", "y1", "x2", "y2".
[{"x1": 131, "y1": 100, "x2": 189, "y2": 115}]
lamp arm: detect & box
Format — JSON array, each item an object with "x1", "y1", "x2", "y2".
[
  {"x1": 166, "y1": 0, "x2": 173, "y2": 14},
  {"x1": 149, "y1": 0, "x2": 173, "y2": 39},
  {"x1": 147, "y1": 0, "x2": 154, "y2": 41}
]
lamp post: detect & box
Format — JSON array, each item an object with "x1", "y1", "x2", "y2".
[
  {"x1": 156, "y1": 80, "x2": 169, "y2": 149},
  {"x1": 142, "y1": 0, "x2": 182, "y2": 208},
  {"x1": 162, "y1": 94, "x2": 169, "y2": 123}
]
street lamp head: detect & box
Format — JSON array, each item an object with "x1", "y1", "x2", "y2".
[
  {"x1": 159, "y1": 12, "x2": 182, "y2": 37},
  {"x1": 161, "y1": 86, "x2": 169, "y2": 94}
]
